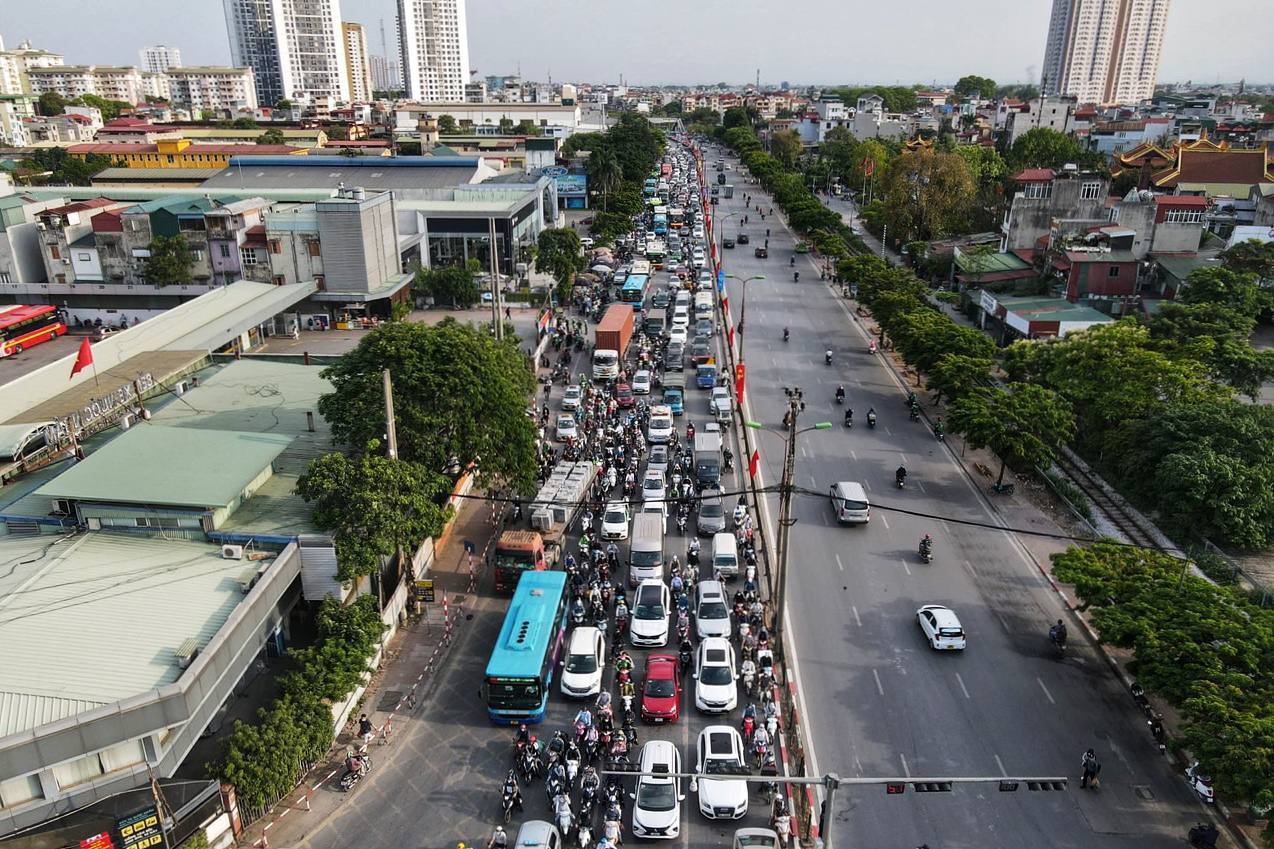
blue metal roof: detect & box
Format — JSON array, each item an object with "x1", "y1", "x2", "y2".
[{"x1": 225, "y1": 155, "x2": 482, "y2": 168}]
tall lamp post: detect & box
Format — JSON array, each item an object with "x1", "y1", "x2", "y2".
[
  {"x1": 725, "y1": 273, "x2": 765, "y2": 358},
  {"x1": 714, "y1": 211, "x2": 739, "y2": 274},
  {"x1": 746, "y1": 389, "x2": 831, "y2": 645}
]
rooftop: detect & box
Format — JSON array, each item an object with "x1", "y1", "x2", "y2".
[
  {"x1": 0, "y1": 532, "x2": 261, "y2": 737},
  {"x1": 34, "y1": 426, "x2": 293, "y2": 509},
  {"x1": 993, "y1": 294, "x2": 1114, "y2": 325},
  {"x1": 1014, "y1": 168, "x2": 1055, "y2": 182},
  {"x1": 954, "y1": 250, "x2": 1034, "y2": 274},
  {"x1": 202, "y1": 155, "x2": 489, "y2": 192}
]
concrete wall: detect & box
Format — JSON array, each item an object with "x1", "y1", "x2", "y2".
[
  {"x1": 0, "y1": 222, "x2": 45, "y2": 284},
  {"x1": 315, "y1": 192, "x2": 398, "y2": 295},
  {"x1": 1151, "y1": 221, "x2": 1203, "y2": 254}
]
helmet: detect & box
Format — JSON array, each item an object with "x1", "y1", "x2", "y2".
[{"x1": 494, "y1": 826, "x2": 505, "y2": 834}]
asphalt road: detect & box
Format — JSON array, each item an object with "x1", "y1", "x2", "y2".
[{"x1": 708, "y1": 144, "x2": 1209, "y2": 849}]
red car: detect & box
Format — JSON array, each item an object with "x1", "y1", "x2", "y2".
[
  {"x1": 616, "y1": 384, "x2": 635, "y2": 408},
  {"x1": 641, "y1": 653, "x2": 682, "y2": 723}
]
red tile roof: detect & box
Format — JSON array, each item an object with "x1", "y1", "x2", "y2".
[
  {"x1": 45, "y1": 198, "x2": 115, "y2": 216},
  {"x1": 1014, "y1": 168, "x2": 1055, "y2": 182},
  {"x1": 91, "y1": 210, "x2": 123, "y2": 233},
  {"x1": 1152, "y1": 139, "x2": 1274, "y2": 188},
  {"x1": 1154, "y1": 195, "x2": 1208, "y2": 207}
]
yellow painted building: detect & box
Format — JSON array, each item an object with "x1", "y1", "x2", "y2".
[{"x1": 66, "y1": 138, "x2": 307, "y2": 169}]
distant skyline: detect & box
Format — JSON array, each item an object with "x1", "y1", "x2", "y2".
[{"x1": 2, "y1": 0, "x2": 1270, "y2": 88}]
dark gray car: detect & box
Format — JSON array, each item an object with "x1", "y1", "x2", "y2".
[{"x1": 697, "y1": 488, "x2": 727, "y2": 536}]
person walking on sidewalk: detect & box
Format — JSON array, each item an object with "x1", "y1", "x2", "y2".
[{"x1": 358, "y1": 714, "x2": 373, "y2": 748}]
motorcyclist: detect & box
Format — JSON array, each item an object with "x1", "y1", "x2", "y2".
[
  {"x1": 783, "y1": 326, "x2": 790, "y2": 342},
  {"x1": 794, "y1": 271, "x2": 800, "y2": 283},
  {"x1": 678, "y1": 638, "x2": 693, "y2": 673},
  {"x1": 825, "y1": 349, "x2": 833, "y2": 365},
  {"x1": 488, "y1": 826, "x2": 509, "y2": 849},
  {"x1": 502, "y1": 770, "x2": 523, "y2": 809},
  {"x1": 896, "y1": 465, "x2": 907, "y2": 486},
  {"x1": 835, "y1": 384, "x2": 845, "y2": 404},
  {"x1": 844, "y1": 408, "x2": 853, "y2": 426},
  {"x1": 1050, "y1": 619, "x2": 1068, "y2": 647},
  {"x1": 614, "y1": 650, "x2": 634, "y2": 678},
  {"x1": 741, "y1": 656, "x2": 757, "y2": 689},
  {"x1": 553, "y1": 792, "x2": 573, "y2": 829},
  {"x1": 919, "y1": 533, "x2": 933, "y2": 558},
  {"x1": 935, "y1": 416, "x2": 945, "y2": 440},
  {"x1": 345, "y1": 749, "x2": 368, "y2": 777},
  {"x1": 867, "y1": 407, "x2": 877, "y2": 426},
  {"x1": 790, "y1": 256, "x2": 795, "y2": 267},
  {"x1": 515, "y1": 722, "x2": 530, "y2": 749},
  {"x1": 573, "y1": 707, "x2": 593, "y2": 731}
]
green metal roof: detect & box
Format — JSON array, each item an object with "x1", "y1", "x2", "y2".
[
  {"x1": 955, "y1": 251, "x2": 1033, "y2": 274},
  {"x1": 994, "y1": 294, "x2": 1113, "y2": 324},
  {"x1": 1155, "y1": 254, "x2": 1222, "y2": 282},
  {"x1": 36, "y1": 426, "x2": 293, "y2": 509}
]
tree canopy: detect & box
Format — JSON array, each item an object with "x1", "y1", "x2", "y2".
[
  {"x1": 879, "y1": 150, "x2": 977, "y2": 241},
  {"x1": 19, "y1": 148, "x2": 116, "y2": 186},
  {"x1": 142, "y1": 234, "x2": 195, "y2": 286},
  {"x1": 1007, "y1": 127, "x2": 1103, "y2": 171},
  {"x1": 317, "y1": 319, "x2": 537, "y2": 493},
  {"x1": 948, "y1": 383, "x2": 1075, "y2": 485},
  {"x1": 413, "y1": 263, "x2": 481, "y2": 308},
  {"x1": 953, "y1": 75, "x2": 997, "y2": 100},
  {"x1": 537, "y1": 228, "x2": 585, "y2": 300}
]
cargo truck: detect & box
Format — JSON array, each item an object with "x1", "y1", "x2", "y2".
[
  {"x1": 490, "y1": 530, "x2": 559, "y2": 593},
  {"x1": 593, "y1": 305, "x2": 634, "y2": 381}
]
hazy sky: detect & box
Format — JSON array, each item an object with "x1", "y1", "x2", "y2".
[{"x1": 2, "y1": 0, "x2": 1269, "y2": 87}]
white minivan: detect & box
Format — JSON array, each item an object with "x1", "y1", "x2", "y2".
[
  {"x1": 829, "y1": 481, "x2": 871, "y2": 524},
  {"x1": 711, "y1": 532, "x2": 738, "y2": 579}
]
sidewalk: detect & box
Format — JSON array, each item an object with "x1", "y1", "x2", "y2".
[{"x1": 238, "y1": 494, "x2": 504, "y2": 848}]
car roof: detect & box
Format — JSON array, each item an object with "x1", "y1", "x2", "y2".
[
  {"x1": 515, "y1": 820, "x2": 558, "y2": 846},
  {"x1": 702, "y1": 636, "x2": 731, "y2": 652},
  {"x1": 640, "y1": 738, "x2": 678, "y2": 771},
  {"x1": 920, "y1": 604, "x2": 960, "y2": 625},
  {"x1": 647, "y1": 653, "x2": 677, "y2": 674},
  {"x1": 568, "y1": 626, "x2": 600, "y2": 648},
  {"x1": 701, "y1": 725, "x2": 742, "y2": 755},
  {"x1": 697, "y1": 580, "x2": 725, "y2": 599}
]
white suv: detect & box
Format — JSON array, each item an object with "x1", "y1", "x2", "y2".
[
  {"x1": 648, "y1": 406, "x2": 674, "y2": 444},
  {"x1": 694, "y1": 637, "x2": 738, "y2": 713},
  {"x1": 917, "y1": 604, "x2": 966, "y2": 651},
  {"x1": 695, "y1": 726, "x2": 749, "y2": 819},
  {"x1": 632, "y1": 740, "x2": 683, "y2": 839}
]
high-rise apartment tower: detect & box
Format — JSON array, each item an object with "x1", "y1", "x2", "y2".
[
  {"x1": 397, "y1": 0, "x2": 469, "y2": 102},
  {"x1": 1040, "y1": 0, "x2": 1170, "y2": 105},
  {"x1": 223, "y1": 0, "x2": 350, "y2": 105}
]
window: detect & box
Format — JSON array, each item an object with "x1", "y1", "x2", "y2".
[
  {"x1": 218, "y1": 244, "x2": 231, "y2": 258},
  {"x1": 1108, "y1": 266, "x2": 1121, "y2": 278},
  {"x1": 49, "y1": 245, "x2": 61, "y2": 260},
  {"x1": 1165, "y1": 209, "x2": 1204, "y2": 224},
  {"x1": 1023, "y1": 182, "x2": 1052, "y2": 199},
  {"x1": 269, "y1": 239, "x2": 281, "y2": 254},
  {"x1": 1080, "y1": 182, "x2": 1103, "y2": 200},
  {"x1": 307, "y1": 240, "x2": 321, "y2": 257},
  {"x1": 0, "y1": 773, "x2": 44, "y2": 808}
]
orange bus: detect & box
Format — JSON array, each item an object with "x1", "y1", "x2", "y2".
[{"x1": 0, "y1": 305, "x2": 66, "y2": 357}]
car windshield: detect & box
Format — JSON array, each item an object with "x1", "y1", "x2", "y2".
[
  {"x1": 701, "y1": 665, "x2": 733, "y2": 686},
  {"x1": 939, "y1": 628, "x2": 964, "y2": 638},
  {"x1": 557, "y1": 417, "x2": 573, "y2": 428},
  {"x1": 643, "y1": 478, "x2": 662, "y2": 493},
  {"x1": 705, "y1": 756, "x2": 744, "y2": 775},
  {"x1": 701, "y1": 500, "x2": 724, "y2": 518},
  {"x1": 650, "y1": 447, "x2": 667, "y2": 462},
  {"x1": 699, "y1": 601, "x2": 728, "y2": 619},
  {"x1": 605, "y1": 509, "x2": 626, "y2": 524},
  {"x1": 635, "y1": 592, "x2": 665, "y2": 619},
  {"x1": 566, "y1": 652, "x2": 598, "y2": 674},
  {"x1": 644, "y1": 678, "x2": 675, "y2": 697},
  {"x1": 637, "y1": 780, "x2": 677, "y2": 812}
]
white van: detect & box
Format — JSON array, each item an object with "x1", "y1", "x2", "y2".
[
  {"x1": 711, "y1": 532, "x2": 739, "y2": 579},
  {"x1": 674, "y1": 291, "x2": 691, "y2": 308},
  {"x1": 630, "y1": 512, "x2": 666, "y2": 587},
  {"x1": 693, "y1": 292, "x2": 713, "y2": 321},
  {"x1": 829, "y1": 481, "x2": 871, "y2": 524}
]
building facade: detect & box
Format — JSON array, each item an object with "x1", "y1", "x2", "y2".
[
  {"x1": 1040, "y1": 0, "x2": 1171, "y2": 105},
  {"x1": 223, "y1": 0, "x2": 350, "y2": 105},
  {"x1": 139, "y1": 45, "x2": 182, "y2": 74},
  {"x1": 163, "y1": 66, "x2": 258, "y2": 113},
  {"x1": 342, "y1": 22, "x2": 373, "y2": 102},
  {"x1": 397, "y1": 0, "x2": 470, "y2": 103},
  {"x1": 369, "y1": 54, "x2": 402, "y2": 92},
  {"x1": 0, "y1": 41, "x2": 64, "y2": 96},
  {"x1": 26, "y1": 65, "x2": 146, "y2": 104}
]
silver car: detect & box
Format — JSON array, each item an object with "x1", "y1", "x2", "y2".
[
  {"x1": 647, "y1": 443, "x2": 670, "y2": 476},
  {"x1": 697, "y1": 487, "x2": 726, "y2": 536}
]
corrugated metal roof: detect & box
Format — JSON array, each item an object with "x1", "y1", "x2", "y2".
[
  {"x1": 0, "y1": 533, "x2": 255, "y2": 737},
  {"x1": 35, "y1": 426, "x2": 293, "y2": 508}
]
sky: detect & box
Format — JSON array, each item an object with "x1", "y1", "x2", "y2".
[{"x1": 2, "y1": 0, "x2": 1270, "y2": 87}]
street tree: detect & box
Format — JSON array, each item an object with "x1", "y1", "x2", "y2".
[
  {"x1": 880, "y1": 150, "x2": 976, "y2": 241},
  {"x1": 536, "y1": 228, "x2": 585, "y2": 300},
  {"x1": 326, "y1": 124, "x2": 348, "y2": 140},
  {"x1": 1220, "y1": 238, "x2": 1274, "y2": 281},
  {"x1": 1007, "y1": 127, "x2": 1098, "y2": 170},
  {"x1": 1147, "y1": 301, "x2": 1274, "y2": 398},
  {"x1": 258, "y1": 128, "x2": 286, "y2": 145},
  {"x1": 296, "y1": 443, "x2": 452, "y2": 581},
  {"x1": 770, "y1": 129, "x2": 803, "y2": 170},
  {"x1": 586, "y1": 148, "x2": 624, "y2": 210},
  {"x1": 142, "y1": 234, "x2": 195, "y2": 286},
  {"x1": 948, "y1": 383, "x2": 1075, "y2": 486},
  {"x1": 316, "y1": 319, "x2": 538, "y2": 494},
  {"x1": 953, "y1": 75, "x2": 997, "y2": 100},
  {"x1": 37, "y1": 91, "x2": 69, "y2": 116},
  {"x1": 1179, "y1": 266, "x2": 1269, "y2": 318},
  {"x1": 891, "y1": 308, "x2": 996, "y2": 373},
  {"x1": 927, "y1": 353, "x2": 994, "y2": 405},
  {"x1": 414, "y1": 264, "x2": 480, "y2": 309},
  {"x1": 437, "y1": 114, "x2": 459, "y2": 134}
]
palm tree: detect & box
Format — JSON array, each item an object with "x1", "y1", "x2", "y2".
[{"x1": 587, "y1": 149, "x2": 623, "y2": 212}]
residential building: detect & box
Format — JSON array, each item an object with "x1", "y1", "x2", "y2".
[
  {"x1": 163, "y1": 66, "x2": 259, "y2": 113},
  {"x1": 0, "y1": 94, "x2": 36, "y2": 146},
  {"x1": 1040, "y1": 0, "x2": 1170, "y2": 105},
  {"x1": 1254, "y1": 185, "x2": 1274, "y2": 226},
  {"x1": 1088, "y1": 116, "x2": 1173, "y2": 155},
  {"x1": 139, "y1": 45, "x2": 182, "y2": 74},
  {"x1": 1005, "y1": 96, "x2": 1078, "y2": 146},
  {"x1": 66, "y1": 139, "x2": 304, "y2": 170},
  {"x1": 393, "y1": 102, "x2": 581, "y2": 136},
  {"x1": 142, "y1": 70, "x2": 171, "y2": 102},
  {"x1": 0, "y1": 40, "x2": 64, "y2": 96},
  {"x1": 464, "y1": 78, "x2": 488, "y2": 103},
  {"x1": 26, "y1": 65, "x2": 146, "y2": 104},
  {"x1": 1001, "y1": 167, "x2": 1110, "y2": 252},
  {"x1": 223, "y1": 0, "x2": 350, "y2": 106},
  {"x1": 342, "y1": 22, "x2": 373, "y2": 102},
  {"x1": 22, "y1": 111, "x2": 100, "y2": 143},
  {"x1": 398, "y1": 0, "x2": 470, "y2": 102},
  {"x1": 1107, "y1": 191, "x2": 1206, "y2": 257},
  {"x1": 369, "y1": 54, "x2": 402, "y2": 92},
  {"x1": 33, "y1": 198, "x2": 121, "y2": 286}
]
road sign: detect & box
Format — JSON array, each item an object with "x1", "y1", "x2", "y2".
[{"x1": 414, "y1": 579, "x2": 435, "y2": 602}]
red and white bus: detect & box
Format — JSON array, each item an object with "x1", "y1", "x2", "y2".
[{"x1": 0, "y1": 305, "x2": 67, "y2": 357}]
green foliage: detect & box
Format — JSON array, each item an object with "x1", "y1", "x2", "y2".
[
  {"x1": 326, "y1": 124, "x2": 348, "y2": 140},
  {"x1": 317, "y1": 319, "x2": 537, "y2": 494},
  {"x1": 996, "y1": 84, "x2": 1040, "y2": 101},
  {"x1": 828, "y1": 86, "x2": 918, "y2": 113},
  {"x1": 515, "y1": 119, "x2": 540, "y2": 136},
  {"x1": 1219, "y1": 238, "x2": 1274, "y2": 281},
  {"x1": 880, "y1": 150, "x2": 977, "y2": 241},
  {"x1": 274, "y1": 98, "x2": 293, "y2": 110},
  {"x1": 1051, "y1": 543, "x2": 1274, "y2": 810},
  {"x1": 143, "y1": 234, "x2": 195, "y2": 286},
  {"x1": 78, "y1": 93, "x2": 131, "y2": 121},
  {"x1": 770, "y1": 130, "x2": 803, "y2": 170},
  {"x1": 586, "y1": 148, "x2": 624, "y2": 210},
  {"x1": 537, "y1": 228, "x2": 585, "y2": 300},
  {"x1": 948, "y1": 383, "x2": 1075, "y2": 484},
  {"x1": 413, "y1": 264, "x2": 481, "y2": 308},
  {"x1": 18, "y1": 148, "x2": 117, "y2": 186},
  {"x1": 38, "y1": 91, "x2": 69, "y2": 116},
  {"x1": 590, "y1": 211, "x2": 632, "y2": 245},
  {"x1": 279, "y1": 596, "x2": 387, "y2": 702},
  {"x1": 258, "y1": 128, "x2": 286, "y2": 145},
  {"x1": 953, "y1": 75, "x2": 997, "y2": 99},
  {"x1": 687, "y1": 107, "x2": 720, "y2": 127},
  {"x1": 1179, "y1": 266, "x2": 1270, "y2": 319},
  {"x1": 927, "y1": 353, "x2": 993, "y2": 405},
  {"x1": 1146, "y1": 301, "x2": 1274, "y2": 398},
  {"x1": 437, "y1": 114, "x2": 459, "y2": 134},
  {"x1": 722, "y1": 106, "x2": 754, "y2": 129},
  {"x1": 232, "y1": 116, "x2": 259, "y2": 129},
  {"x1": 1007, "y1": 127, "x2": 1103, "y2": 171},
  {"x1": 1043, "y1": 469, "x2": 1092, "y2": 521}
]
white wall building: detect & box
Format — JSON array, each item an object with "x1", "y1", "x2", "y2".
[
  {"x1": 26, "y1": 65, "x2": 146, "y2": 104},
  {"x1": 398, "y1": 0, "x2": 470, "y2": 102},
  {"x1": 164, "y1": 66, "x2": 259, "y2": 113},
  {"x1": 1006, "y1": 96, "x2": 1077, "y2": 145},
  {"x1": 139, "y1": 45, "x2": 182, "y2": 74},
  {"x1": 223, "y1": 0, "x2": 350, "y2": 106},
  {"x1": 342, "y1": 22, "x2": 372, "y2": 102},
  {"x1": 0, "y1": 41, "x2": 64, "y2": 96},
  {"x1": 1040, "y1": 0, "x2": 1171, "y2": 105}
]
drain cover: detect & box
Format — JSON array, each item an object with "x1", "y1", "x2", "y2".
[
  {"x1": 1133, "y1": 785, "x2": 1156, "y2": 801},
  {"x1": 377, "y1": 690, "x2": 403, "y2": 712}
]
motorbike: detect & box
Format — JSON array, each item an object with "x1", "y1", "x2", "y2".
[
  {"x1": 835, "y1": 390, "x2": 845, "y2": 405},
  {"x1": 904, "y1": 391, "x2": 917, "y2": 407},
  {"x1": 743, "y1": 667, "x2": 756, "y2": 698},
  {"x1": 867, "y1": 411, "x2": 877, "y2": 428},
  {"x1": 571, "y1": 599, "x2": 587, "y2": 627},
  {"x1": 577, "y1": 823, "x2": 593, "y2": 849},
  {"x1": 1188, "y1": 823, "x2": 1219, "y2": 849},
  {"x1": 824, "y1": 351, "x2": 832, "y2": 365},
  {"x1": 843, "y1": 410, "x2": 853, "y2": 428},
  {"x1": 1148, "y1": 710, "x2": 1167, "y2": 750},
  {"x1": 1049, "y1": 626, "x2": 1066, "y2": 657},
  {"x1": 339, "y1": 752, "x2": 371, "y2": 791},
  {"x1": 896, "y1": 473, "x2": 906, "y2": 489},
  {"x1": 676, "y1": 512, "x2": 688, "y2": 534},
  {"x1": 919, "y1": 537, "x2": 934, "y2": 563},
  {"x1": 783, "y1": 328, "x2": 790, "y2": 343},
  {"x1": 908, "y1": 405, "x2": 921, "y2": 422},
  {"x1": 1186, "y1": 762, "x2": 1214, "y2": 803},
  {"x1": 869, "y1": 340, "x2": 877, "y2": 354},
  {"x1": 1131, "y1": 681, "x2": 1151, "y2": 716},
  {"x1": 935, "y1": 426, "x2": 945, "y2": 442}
]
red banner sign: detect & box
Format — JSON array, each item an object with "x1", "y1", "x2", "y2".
[{"x1": 735, "y1": 363, "x2": 746, "y2": 405}]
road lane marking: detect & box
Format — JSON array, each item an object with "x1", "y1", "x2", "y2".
[
  {"x1": 899, "y1": 753, "x2": 911, "y2": 777},
  {"x1": 854, "y1": 757, "x2": 863, "y2": 776},
  {"x1": 899, "y1": 453, "x2": 908, "y2": 465},
  {"x1": 850, "y1": 449, "x2": 857, "y2": 461},
  {"x1": 800, "y1": 445, "x2": 808, "y2": 457},
  {"x1": 879, "y1": 513, "x2": 889, "y2": 530},
  {"x1": 916, "y1": 481, "x2": 926, "y2": 494},
  {"x1": 900, "y1": 558, "x2": 911, "y2": 576},
  {"x1": 997, "y1": 613, "x2": 1011, "y2": 632},
  {"x1": 809, "y1": 474, "x2": 817, "y2": 486},
  {"x1": 862, "y1": 478, "x2": 870, "y2": 490},
  {"x1": 994, "y1": 754, "x2": 1008, "y2": 777},
  {"x1": 963, "y1": 559, "x2": 977, "y2": 578},
  {"x1": 1037, "y1": 677, "x2": 1056, "y2": 704},
  {"x1": 851, "y1": 605, "x2": 861, "y2": 626},
  {"x1": 873, "y1": 669, "x2": 884, "y2": 696},
  {"x1": 836, "y1": 554, "x2": 845, "y2": 572},
  {"x1": 1107, "y1": 738, "x2": 1133, "y2": 772},
  {"x1": 955, "y1": 673, "x2": 971, "y2": 700}
]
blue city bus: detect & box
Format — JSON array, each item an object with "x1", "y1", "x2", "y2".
[
  {"x1": 643, "y1": 178, "x2": 657, "y2": 197},
  {"x1": 620, "y1": 274, "x2": 649, "y2": 305},
  {"x1": 483, "y1": 570, "x2": 569, "y2": 725},
  {"x1": 653, "y1": 214, "x2": 668, "y2": 235}
]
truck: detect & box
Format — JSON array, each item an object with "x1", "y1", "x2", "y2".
[
  {"x1": 661, "y1": 371, "x2": 685, "y2": 415},
  {"x1": 644, "y1": 311, "x2": 666, "y2": 338},
  {"x1": 490, "y1": 530, "x2": 558, "y2": 593},
  {"x1": 593, "y1": 304, "x2": 633, "y2": 381},
  {"x1": 696, "y1": 357, "x2": 718, "y2": 390},
  {"x1": 693, "y1": 432, "x2": 723, "y2": 487}
]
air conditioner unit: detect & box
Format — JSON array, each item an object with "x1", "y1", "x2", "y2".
[
  {"x1": 36, "y1": 222, "x2": 46, "y2": 232},
  {"x1": 174, "y1": 637, "x2": 200, "y2": 669},
  {"x1": 222, "y1": 543, "x2": 245, "y2": 560},
  {"x1": 51, "y1": 498, "x2": 72, "y2": 516},
  {"x1": 119, "y1": 413, "x2": 134, "y2": 430},
  {"x1": 173, "y1": 380, "x2": 187, "y2": 396}
]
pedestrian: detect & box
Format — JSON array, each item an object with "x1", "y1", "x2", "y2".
[{"x1": 1080, "y1": 748, "x2": 1096, "y2": 788}]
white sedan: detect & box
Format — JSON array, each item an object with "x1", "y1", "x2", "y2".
[
  {"x1": 669, "y1": 325, "x2": 689, "y2": 347},
  {"x1": 601, "y1": 502, "x2": 631, "y2": 541},
  {"x1": 562, "y1": 385, "x2": 583, "y2": 411},
  {"x1": 555, "y1": 414, "x2": 578, "y2": 442},
  {"x1": 642, "y1": 471, "x2": 667, "y2": 509},
  {"x1": 694, "y1": 637, "x2": 738, "y2": 713},
  {"x1": 630, "y1": 579, "x2": 671, "y2": 648},
  {"x1": 632, "y1": 370, "x2": 653, "y2": 395},
  {"x1": 917, "y1": 604, "x2": 967, "y2": 651}
]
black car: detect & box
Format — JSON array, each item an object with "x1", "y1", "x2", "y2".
[
  {"x1": 652, "y1": 290, "x2": 671, "y2": 309},
  {"x1": 736, "y1": 233, "x2": 750, "y2": 245},
  {"x1": 691, "y1": 340, "x2": 712, "y2": 366},
  {"x1": 754, "y1": 246, "x2": 768, "y2": 258},
  {"x1": 723, "y1": 238, "x2": 735, "y2": 249}
]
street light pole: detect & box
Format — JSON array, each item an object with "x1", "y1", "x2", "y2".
[{"x1": 726, "y1": 273, "x2": 765, "y2": 361}]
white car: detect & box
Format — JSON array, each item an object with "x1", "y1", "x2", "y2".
[
  {"x1": 562, "y1": 385, "x2": 583, "y2": 411},
  {"x1": 917, "y1": 604, "x2": 967, "y2": 651},
  {"x1": 601, "y1": 502, "x2": 630, "y2": 541},
  {"x1": 695, "y1": 726, "x2": 749, "y2": 819},
  {"x1": 555, "y1": 414, "x2": 578, "y2": 442},
  {"x1": 710, "y1": 386, "x2": 731, "y2": 415},
  {"x1": 694, "y1": 580, "x2": 732, "y2": 639},
  {"x1": 693, "y1": 250, "x2": 706, "y2": 265},
  {"x1": 632, "y1": 739, "x2": 683, "y2": 839},
  {"x1": 669, "y1": 325, "x2": 689, "y2": 347},
  {"x1": 694, "y1": 637, "x2": 738, "y2": 713},
  {"x1": 630, "y1": 579, "x2": 671, "y2": 647},
  {"x1": 632, "y1": 370, "x2": 652, "y2": 395},
  {"x1": 648, "y1": 407, "x2": 674, "y2": 443},
  {"x1": 647, "y1": 443, "x2": 670, "y2": 475},
  {"x1": 642, "y1": 470, "x2": 666, "y2": 509},
  {"x1": 560, "y1": 626, "x2": 605, "y2": 698}
]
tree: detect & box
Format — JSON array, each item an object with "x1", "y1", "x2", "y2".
[
  {"x1": 232, "y1": 116, "x2": 259, "y2": 129},
  {"x1": 722, "y1": 106, "x2": 753, "y2": 130},
  {"x1": 996, "y1": 84, "x2": 1040, "y2": 101},
  {"x1": 586, "y1": 149, "x2": 623, "y2": 211},
  {"x1": 1219, "y1": 238, "x2": 1274, "y2": 281},
  {"x1": 274, "y1": 98, "x2": 293, "y2": 110},
  {"x1": 536, "y1": 228, "x2": 585, "y2": 300},
  {"x1": 514, "y1": 119, "x2": 540, "y2": 136},
  {"x1": 687, "y1": 107, "x2": 719, "y2": 127},
  {"x1": 38, "y1": 91, "x2": 70, "y2": 116},
  {"x1": 413, "y1": 264, "x2": 481, "y2": 308},
  {"x1": 498, "y1": 116, "x2": 514, "y2": 134},
  {"x1": 142, "y1": 235, "x2": 195, "y2": 286},
  {"x1": 953, "y1": 75, "x2": 997, "y2": 100},
  {"x1": 948, "y1": 383, "x2": 1075, "y2": 486},
  {"x1": 927, "y1": 353, "x2": 994, "y2": 405},
  {"x1": 1147, "y1": 301, "x2": 1274, "y2": 398},
  {"x1": 19, "y1": 148, "x2": 116, "y2": 186},
  {"x1": 326, "y1": 124, "x2": 348, "y2": 140},
  {"x1": 436, "y1": 114, "x2": 459, "y2": 134},
  {"x1": 317, "y1": 320, "x2": 538, "y2": 493},
  {"x1": 880, "y1": 150, "x2": 977, "y2": 241},
  {"x1": 296, "y1": 444, "x2": 452, "y2": 581},
  {"x1": 770, "y1": 130, "x2": 803, "y2": 170},
  {"x1": 258, "y1": 128, "x2": 286, "y2": 145},
  {"x1": 1007, "y1": 127, "x2": 1099, "y2": 171},
  {"x1": 78, "y1": 93, "x2": 131, "y2": 122},
  {"x1": 1179, "y1": 266, "x2": 1269, "y2": 318}
]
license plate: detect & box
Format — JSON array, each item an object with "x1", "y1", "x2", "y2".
[{"x1": 652, "y1": 717, "x2": 666, "y2": 724}]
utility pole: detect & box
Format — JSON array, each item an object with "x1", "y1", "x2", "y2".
[
  {"x1": 774, "y1": 387, "x2": 801, "y2": 643},
  {"x1": 382, "y1": 368, "x2": 398, "y2": 459},
  {"x1": 489, "y1": 217, "x2": 503, "y2": 340}
]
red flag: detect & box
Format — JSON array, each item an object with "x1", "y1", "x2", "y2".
[
  {"x1": 864, "y1": 159, "x2": 875, "y2": 177},
  {"x1": 734, "y1": 362, "x2": 746, "y2": 405},
  {"x1": 727, "y1": 326, "x2": 735, "y2": 348},
  {"x1": 749, "y1": 449, "x2": 760, "y2": 478},
  {"x1": 69, "y1": 337, "x2": 93, "y2": 380}
]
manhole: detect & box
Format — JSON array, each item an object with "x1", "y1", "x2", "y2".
[
  {"x1": 377, "y1": 690, "x2": 403, "y2": 712},
  {"x1": 1133, "y1": 785, "x2": 1156, "y2": 801}
]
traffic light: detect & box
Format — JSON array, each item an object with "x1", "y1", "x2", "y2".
[
  {"x1": 1026, "y1": 780, "x2": 1068, "y2": 791},
  {"x1": 913, "y1": 782, "x2": 953, "y2": 793},
  {"x1": 885, "y1": 782, "x2": 906, "y2": 795}
]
